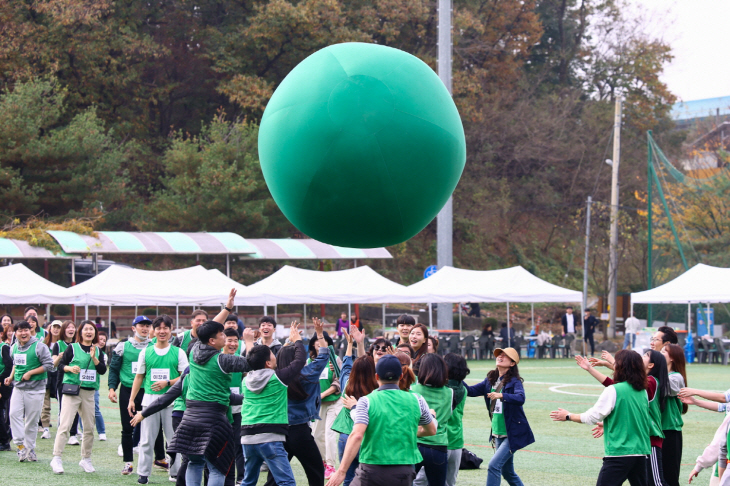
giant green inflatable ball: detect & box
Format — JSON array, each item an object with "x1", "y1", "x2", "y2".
[{"x1": 258, "y1": 42, "x2": 466, "y2": 248}]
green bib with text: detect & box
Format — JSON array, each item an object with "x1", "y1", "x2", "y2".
[
  {"x1": 142, "y1": 345, "x2": 180, "y2": 395},
  {"x1": 359, "y1": 389, "x2": 423, "y2": 465},
  {"x1": 63, "y1": 343, "x2": 100, "y2": 390},
  {"x1": 12, "y1": 341, "x2": 46, "y2": 382}
]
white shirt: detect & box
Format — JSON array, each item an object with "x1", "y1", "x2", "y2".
[
  {"x1": 566, "y1": 314, "x2": 575, "y2": 333},
  {"x1": 624, "y1": 316, "x2": 641, "y2": 335},
  {"x1": 136, "y1": 344, "x2": 188, "y2": 406}
]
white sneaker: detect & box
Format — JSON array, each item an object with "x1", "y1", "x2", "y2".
[
  {"x1": 99, "y1": 433, "x2": 107, "y2": 441},
  {"x1": 67, "y1": 436, "x2": 80, "y2": 445},
  {"x1": 118, "y1": 444, "x2": 124, "y2": 457},
  {"x1": 51, "y1": 456, "x2": 64, "y2": 474},
  {"x1": 41, "y1": 428, "x2": 51, "y2": 439},
  {"x1": 79, "y1": 458, "x2": 95, "y2": 473}
]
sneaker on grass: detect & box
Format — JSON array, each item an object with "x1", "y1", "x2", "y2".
[
  {"x1": 41, "y1": 428, "x2": 51, "y2": 439},
  {"x1": 122, "y1": 462, "x2": 134, "y2": 475},
  {"x1": 67, "y1": 435, "x2": 80, "y2": 446},
  {"x1": 50, "y1": 456, "x2": 64, "y2": 474},
  {"x1": 154, "y1": 459, "x2": 169, "y2": 470},
  {"x1": 99, "y1": 433, "x2": 107, "y2": 441},
  {"x1": 17, "y1": 447, "x2": 28, "y2": 462},
  {"x1": 79, "y1": 458, "x2": 95, "y2": 473}
]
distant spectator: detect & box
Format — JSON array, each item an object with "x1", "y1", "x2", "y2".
[
  {"x1": 500, "y1": 322, "x2": 515, "y2": 347},
  {"x1": 335, "y1": 312, "x2": 349, "y2": 337},
  {"x1": 623, "y1": 314, "x2": 641, "y2": 350},
  {"x1": 426, "y1": 336, "x2": 439, "y2": 354},
  {"x1": 481, "y1": 323, "x2": 493, "y2": 339},
  {"x1": 467, "y1": 303, "x2": 481, "y2": 318},
  {"x1": 583, "y1": 309, "x2": 598, "y2": 357},
  {"x1": 350, "y1": 313, "x2": 362, "y2": 332}
]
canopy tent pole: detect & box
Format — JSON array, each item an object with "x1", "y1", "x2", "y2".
[
  {"x1": 71, "y1": 258, "x2": 76, "y2": 285},
  {"x1": 428, "y1": 303, "x2": 433, "y2": 330},
  {"x1": 458, "y1": 303, "x2": 462, "y2": 333},
  {"x1": 46, "y1": 304, "x2": 51, "y2": 323},
  {"x1": 506, "y1": 302, "x2": 510, "y2": 348},
  {"x1": 85, "y1": 305, "x2": 88, "y2": 321},
  {"x1": 580, "y1": 302, "x2": 586, "y2": 356},
  {"x1": 382, "y1": 304, "x2": 386, "y2": 336},
  {"x1": 708, "y1": 302, "x2": 711, "y2": 336},
  {"x1": 226, "y1": 254, "x2": 231, "y2": 278},
  {"x1": 303, "y1": 304, "x2": 307, "y2": 336},
  {"x1": 176, "y1": 304, "x2": 179, "y2": 331},
  {"x1": 688, "y1": 303, "x2": 691, "y2": 336},
  {"x1": 108, "y1": 305, "x2": 111, "y2": 335},
  {"x1": 348, "y1": 303, "x2": 351, "y2": 320},
  {"x1": 531, "y1": 303, "x2": 535, "y2": 334},
  {"x1": 274, "y1": 305, "x2": 277, "y2": 321},
  {"x1": 264, "y1": 305, "x2": 267, "y2": 316}
]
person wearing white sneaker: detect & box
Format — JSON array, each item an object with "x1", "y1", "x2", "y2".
[
  {"x1": 41, "y1": 320, "x2": 63, "y2": 437},
  {"x1": 67, "y1": 435, "x2": 80, "y2": 445},
  {"x1": 51, "y1": 454, "x2": 64, "y2": 474},
  {"x1": 4, "y1": 321, "x2": 54, "y2": 463},
  {"x1": 52, "y1": 321, "x2": 107, "y2": 473}
]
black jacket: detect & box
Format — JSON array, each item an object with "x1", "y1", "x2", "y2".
[
  {"x1": 561, "y1": 314, "x2": 578, "y2": 334},
  {"x1": 583, "y1": 315, "x2": 598, "y2": 336}
]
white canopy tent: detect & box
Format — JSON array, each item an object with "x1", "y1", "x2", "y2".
[
  {"x1": 0, "y1": 263, "x2": 79, "y2": 304},
  {"x1": 631, "y1": 264, "x2": 730, "y2": 336}
]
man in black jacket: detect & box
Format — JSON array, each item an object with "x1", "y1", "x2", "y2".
[{"x1": 583, "y1": 309, "x2": 598, "y2": 357}]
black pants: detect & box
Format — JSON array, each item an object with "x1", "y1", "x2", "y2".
[
  {"x1": 662, "y1": 430, "x2": 682, "y2": 486},
  {"x1": 263, "y1": 422, "x2": 324, "y2": 486},
  {"x1": 173, "y1": 414, "x2": 188, "y2": 486},
  {"x1": 585, "y1": 334, "x2": 595, "y2": 356},
  {"x1": 119, "y1": 385, "x2": 144, "y2": 462},
  {"x1": 596, "y1": 456, "x2": 648, "y2": 486},
  {"x1": 351, "y1": 464, "x2": 415, "y2": 486},
  {"x1": 648, "y1": 446, "x2": 668, "y2": 486},
  {"x1": 0, "y1": 384, "x2": 11, "y2": 443},
  {"x1": 231, "y1": 413, "x2": 245, "y2": 484},
  {"x1": 415, "y1": 444, "x2": 447, "y2": 486}
]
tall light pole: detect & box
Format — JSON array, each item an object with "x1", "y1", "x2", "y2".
[
  {"x1": 607, "y1": 98, "x2": 622, "y2": 338},
  {"x1": 436, "y1": 0, "x2": 453, "y2": 330}
]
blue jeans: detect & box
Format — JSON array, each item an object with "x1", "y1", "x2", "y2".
[
  {"x1": 187, "y1": 454, "x2": 225, "y2": 486},
  {"x1": 415, "y1": 444, "x2": 448, "y2": 486},
  {"x1": 94, "y1": 389, "x2": 105, "y2": 434},
  {"x1": 338, "y1": 433, "x2": 360, "y2": 486},
  {"x1": 488, "y1": 437, "x2": 523, "y2": 486},
  {"x1": 242, "y1": 442, "x2": 295, "y2": 486},
  {"x1": 623, "y1": 333, "x2": 636, "y2": 349}
]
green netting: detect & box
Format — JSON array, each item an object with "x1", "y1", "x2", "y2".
[{"x1": 648, "y1": 133, "x2": 729, "y2": 189}]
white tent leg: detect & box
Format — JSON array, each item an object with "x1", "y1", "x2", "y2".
[
  {"x1": 459, "y1": 303, "x2": 462, "y2": 333},
  {"x1": 708, "y1": 302, "x2": 712, "y2": 336},
  {"x1": 264, "y1": 305, "x2": 267, "y2": 316},
  {"x1": 176, "y1": 305, "x2": 179, "y2": 331},
  {"x1": 108, "y1": 305, "x2": 111, "y2": 334},
  {"x1": 303, "y1": 304, "x2": 307, "y2": 336},
  {"x1": 85, "y1": 305, "x2": 88, "y2": 321},
  {"x1": 46, "y1": 304, "x2": 51, "y2": 323},
  {"x1": 382, "y1": 304, "x2": 386, "y2": 336},
  {"x1": 428, "y1": 303, "x2": 433, "y2": 330},
  {"x1": 531, "y1": 303, "x2": 535, "y2": 334},
  {"x1": 506, "y1": 302, "x2": 510, "y2": 348},
  {"x1": 274, "y1": 305, "x2": 277, "y2": 321},
  {"x1": 135, "y1": 304, "x2": 138, "y2": 317},
  {"x1": 348, "y1": 303, "x2": 351, "y2": 320},
  {"x1": 580, "y1": 302, "x2": 586, "y2": 356},
  {"x1": 688, "y1": 303, "x2": 691, "y2": 336}
]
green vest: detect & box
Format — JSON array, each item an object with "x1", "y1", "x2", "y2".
[
  {"x1": 447, "y1": 387, "x2": 467, "y2": 449},
  {"x1": 332, "y1": 406, "x2": 354, "y2": 435},
  {"x1": 0, "y1": 343, "x2": 6, "y2": 376},
  {"x1": 320, "y1": 363, "x2": 341, "y2": 403},
  {"x1": 12, "y1": 340, "x2": 46, "y2": 382},
  {"x1": 647, "y1": 376, "x2": 664, "y2": 439},
  {"x1": 230, "y1": 371, "x2": 243, "y2": 414},
  {"x1": 57, "y1": 340, "x2": 69, "y2": 355},
  {"x1": 174, "y1": 375, "x2": 189, "y2": 412},
  {"x1": 412, "y1": 384, "x2": 452, "y2": 447},
  {"x1": 188, "y1": 352, "x2": 231, "y2": 406},
  {"x1": 359, "y1": 389, "x2": 423, "y2": 465},
  {"x1": 603, "y1": 382, "x2": 651, "y2": 456},
  {"x1": 120, "y1": 340, "x2": 146, "y2": 388},
  {"x1": 237, "y1": 340, "x2": 244, "y2": 356},
  {"x1": 63, "y1": 343, "x2": 101, "y2": 390},
  {"x1": 661, "y1": 372, "x2": 684, "y2": 431},
  {"x1": 490, "y1": 385, "x2": 507, "y2": 436},
  {"x1": 36, "y1": 327, "x2": 46, "y2": 340},
  {"x1": 179, "y1": 330, "x2": 193, "y2": 356},
  {"x1": 241, "y1": 372, "x2": 288, "y2": 426},
  {"x1": 142, "y1": 345, "x2": 181, "y2": 395}
]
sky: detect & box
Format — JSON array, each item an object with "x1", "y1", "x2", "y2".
[{"x1": 629, "y1": 0, "x2": 730, "y2": 102}]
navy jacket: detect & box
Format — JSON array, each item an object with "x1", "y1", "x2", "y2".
[
  {"x1": 464, "y1": 376, "x2": 535, "y2": 453},
  {"x1": 287, "y1": 346, "x2": 330, "y2": 425}
]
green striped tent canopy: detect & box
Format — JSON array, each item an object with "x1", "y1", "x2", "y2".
[
  {"x1": 0, "y1": 238, "x2": 78, "y2": 259},
  {"x1": 44, "y1": 231, "x2": 391, "y2": 260}
]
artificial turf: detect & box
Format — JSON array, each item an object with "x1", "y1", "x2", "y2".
[{"x1": 1, "y1": 358, "x2": 726, "y2": 485}]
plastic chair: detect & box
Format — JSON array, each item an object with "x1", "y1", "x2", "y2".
[
  {"x1": 714, "y1": 338, "x2": 730, "y2": 365},
  {"x1": 706, "y1": 339, "x2": 718, "y2": 364},
  {"x1": 696, "y1": 339, "x2": 707, "y2": 363},
  {"x1": 551, "y1": 336, "x2": 565, "y2": 359}
]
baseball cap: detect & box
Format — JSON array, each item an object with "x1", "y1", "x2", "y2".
[
  {"x1": 494, "y1": 347, "x2": 520, "y2": 364},
  {"x1": 50, "y1": 320, "x2": 63, "y2": 327},
  {"x1": 132, "y1": 316, "x2": 153, "y2": 326},
  {"x1": 375, "y1": 354, "x2": 402, "y2": 381}
]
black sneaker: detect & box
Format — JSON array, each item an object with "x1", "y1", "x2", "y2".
[
  {"x1": 0, "y1": 443, "x2": 10, "y2": 451},
  {"x1": 138, "y1": 476, "x2": 149, "y2": 484}
]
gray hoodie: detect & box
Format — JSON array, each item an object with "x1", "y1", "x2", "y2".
[{"x1": 9, "y1": 336, "x2": 54, "y2": 391}]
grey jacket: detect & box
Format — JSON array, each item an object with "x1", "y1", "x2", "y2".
[{"x1": 9, "y1": 337, "x2": 54, "y2": 391}]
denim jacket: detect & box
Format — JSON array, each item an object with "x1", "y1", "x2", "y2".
[
  {"x1": 464, "y1": 376, "x2": 535, "y2": 453},
  {"x1": 287, "y1": 346, "x2": 330, "y2": 425}
]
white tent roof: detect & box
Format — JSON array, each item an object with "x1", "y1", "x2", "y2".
[
  {"x1": 631, "y1": 263, "x2": 730, "y2": 304},
  {"x1": 405, "y1": 266, "x2": 582, "y2": 303},
  {"x1": 238, "y1": 265, "x2": 413, "y2": 305},
  {"x1": 0, "y1": 264, "x2": 79, "y2": 304},
  {"x1": 64, "y1": 265, "x2": 235, "y2": 306}
]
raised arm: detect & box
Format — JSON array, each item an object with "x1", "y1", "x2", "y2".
[
  {"x1": 575, "y1": 355, "x2": 610, "y2": 384},
  {"x1": 212, "y1": 289, "x2": 237, "y2": 324}
]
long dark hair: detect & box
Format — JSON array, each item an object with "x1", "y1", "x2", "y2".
[
  {"x1": 277, "y1": 345, "x2": 309, "y2": 401},
  {"x1": 59, "y1": 320, "x2": 75, "y2": 343},
  {"x1": 395, "y1": 351, "x2": 416, "y2": 391},
  {"x1": 644, "y1": 349, "x2": 670, "y2": 412},
  {"x1": 487, "y1": 362, "x2": 523, "y2": 387},
  {"x1": 345, "y1": 356, "x2": 377, "y2": 400},
  {"x1": 665, "y1": 344, "x2": 689, "y2": 414},
  {"x1": 613, "y1": 349, "x2": 647, "y2": 391},
  {"x1": 417, "y1": 353, "x2": 448, "y2": 387},
  {"x1": 410, "y1": 324, "x2": 429, "y2": 364}
]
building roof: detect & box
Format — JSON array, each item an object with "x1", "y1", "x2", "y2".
[{"x1": 672, "y1": 96, "x2": 730, "y2": 122}]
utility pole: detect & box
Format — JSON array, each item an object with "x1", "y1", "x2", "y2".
[
  {"x1": 607, "y1": 98, "x2": 622, "y2": 338},
  {"x1": 582, "y1": 196, "x2": 592, "y2": 355},
  {"x1": 436, "y1": 0, "x2": 453, "y2": 330}
]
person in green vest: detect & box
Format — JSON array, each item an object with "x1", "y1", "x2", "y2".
[
  {"x1": 0, "y1": 322, "x2": 13, "y2": 451},
  {"x1": 108, "y1": 315, "x2": 152, "y2": 476},
  {"x1": 40, "y1": 319, "x2": 62, "y2": 440},
  {"x1": 224, "y1": 314, "x2": 246, "y2": 353},
  {"x1": 3, "y1": 320, "x2": 53, "y2": 462},
  {"x1": 551, "y1": 349, "x2": 652, "y2": 485},
  {"x1": 240, "y1": 321, "x2": 306, "y2": 486},
  {"x1": 326, "y1": 354, "x2": 437, "y2": 486},
  {"x1": 52, "y1": 320, "x2": 82, "y2": 446},
  {"x1": 173, "y1": 309, "x2": 209, "y2": 355},
  {"x1": 223, "y1": 327, "x2": 247, "y2": 485},
  {"x1": 168, "y1": 307, "x2": 256, "y2": 486},
  {"x1": 411, "y1": 353, "x2": 453, "y2": 486},
  {"x1": 50, "y1": 320, "x2": 107, "y2": 474},
  {"x1": 659, "y1": 343, "x2": 687, "y2": 486},
  {"x1": 434, "y1": 353, "x2": 470, "y2": 486},
  {"x1": 128, "y1": 315, "x2": 188, "y2": 484}
]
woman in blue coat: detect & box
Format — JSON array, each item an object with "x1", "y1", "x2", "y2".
[{"x1": 464, "y1": 347, "x2": 534, "y2": 486}]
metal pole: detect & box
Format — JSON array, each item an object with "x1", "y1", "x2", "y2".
[
  {"x1": 428, "y1": 303, "x2": 433, "y2": 330},
  {"x1": 226, "y1": 254, "x2": 230, "y2": 278},
  {"x1": 707, "y1": 302, "x2": 712, "y2": 336},
  {"x1": 348, "y1": 303, "x2": 351, "y2": 321},
  {"x1": 531, "y1": 303, "x2": 535, "y2": 334},
  {"x1": 176, "y1": 305, "x2": 179, "y2": 331},
  {"x1": 458, "y1": 304, "x2": 462, "y2": 333},
  {"x1": 506, "y1": 302, "x2": 511, "y2": 348},
  {"x1": 688, "y1": 303, "x2": 691, "y2": 336},
  {"x1": 303, "y1": 304, "x2": 307, "y2": 337},
  {"x1": 607, "y1": 98, "x2": 622, "y2": 338},
  {"x1": 108, "y1": 305, "x2": 111, "y2": 332},
  {"x1": 274, "y1": 305, "x2": 277, "y2": 321},
  {"x1": 647, "y1": 132, "x2": 654, "y2": 328},
  {"x1": 84, "y1": 305, "x2": 88, "y2": 321},
  {"x1": 71, "y1": 258, "x2": 76, "y2": 285},
  {"x1": 264, "y1": 305, "x2": 267, "y2": 316},
  {"x1": 583, "y1": 196, "x2": 592, "y2": 323},
  {"x1": 436, "y1": 0, "x2": 453, "y2": 331},
  {"x1": 382, "y1": 303, "x2": 386, "y2": 335}
]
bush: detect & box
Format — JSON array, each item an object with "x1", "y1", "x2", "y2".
[
  {"x1": 53, "y1": 304, "x2": 71, "y2": 316},
  {"x1": 142, "y1": 308, "x2": 157, "y2": 316}
]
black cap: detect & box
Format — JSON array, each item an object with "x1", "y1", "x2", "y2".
[{"x1": 375, "y1": 354, "x2": 402, "y2": 381}]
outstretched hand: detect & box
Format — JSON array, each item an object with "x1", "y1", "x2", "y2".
[
  {"x1": 313, "y1": 317, "x2": 324, "y2": 337},
  {"x1": 591, "y1": 422, "x2": 604, "y2": 438},
  {"x1": 350, "y1": 325, "x2": 364, "y2": 344},
  {"x1": 549, "y1": 408, "x2": 570, "y2": 422},
  {"x1": 342, "y1": 328, "x2": 353, "y2": 345},
  {"x1": 574, "y1": 355, "x2": 591, "y2": 371},
  {"x1": 601, "y1": 350, "x2": 615, "y2": 364},
  {"x1": 289, "y1": 321, "x2": 302, "y2": 343},
  {"x1": 242, "y1": 327, "x2": 256, "y2": 344},
  {"x1": 226, "y1": 288, "x2": 237, "y2": 310}
]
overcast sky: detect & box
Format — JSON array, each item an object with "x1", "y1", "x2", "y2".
[{"x1": 630, "y1": 0, "x2": 729, "y2": 102}]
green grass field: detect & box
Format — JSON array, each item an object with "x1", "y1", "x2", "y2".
[{"x1": 1, "y1": 358, "x2": 727, "y2": 485}]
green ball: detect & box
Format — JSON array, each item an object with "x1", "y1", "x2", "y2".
[{"x1": 258, "y1": 42, "x2": 466, "y2": 248}]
